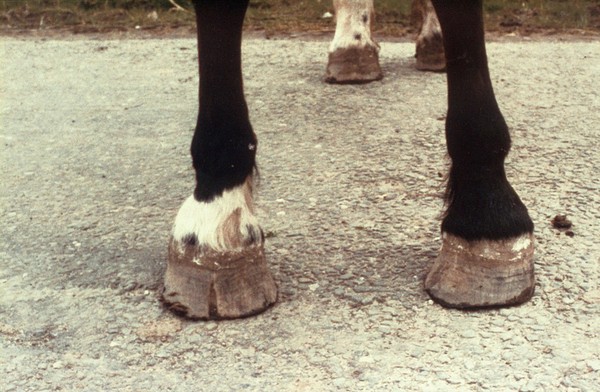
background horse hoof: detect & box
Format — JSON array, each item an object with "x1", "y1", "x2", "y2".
[
  {"x1": 325, "y1": 45, "x2": 383, "y2": 84},
  {"x1": 415, "y1": 31, "x2": 446, "y2": 72},
  {"x1": 162, "y1": 239, "x2": 277, "y2": 320},
  {"x1": 425, "y1": 233, "x2": 535, "y2": 308}
]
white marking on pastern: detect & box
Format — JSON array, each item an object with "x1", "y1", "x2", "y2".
[{"x1": 172, "y1": 181, "x2": 261, "y2": 253}]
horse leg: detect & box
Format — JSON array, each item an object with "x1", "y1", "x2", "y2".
[
  {"x1": 413, "y1": 0, "x2": 445, "y2": 71},
  {"x1": 162, "y1": 0, "x2": 277, "y2": 319},
  {"x1": 326, "y1": 0, "x2": 383, "y2": 84},
  {"x1": 425, "y1": 0, "x2": 535, "y2": 308}
]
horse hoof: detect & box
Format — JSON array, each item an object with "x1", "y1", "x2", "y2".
[
  {"x1": 425, "y1": 233, "x2": 535, "y2": 308},
  {"x1": 325, "y1": 45, "x2": 383, "y2": 84},
  {"x1": 162, "y1": 238, "x2": 277, "y2": 320},
  {"x1": 415, "y1": 32, "x2": 446, "y2": 72}
]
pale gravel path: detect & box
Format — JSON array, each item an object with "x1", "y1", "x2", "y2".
[{"x1": 1, "y1": 37, "x2": 599, "y2": 391}]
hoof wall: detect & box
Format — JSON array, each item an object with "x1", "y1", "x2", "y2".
[
  {"x1": 425, "y1": 233, "x2": 535, "y2": 308},
  {"x1": 415, "y1": 33, "x2": 446, "y2": 72},
  {"x1": 162, "y1": 238, "x2": 277, "y2": 320},
  {"x1": 325, "y1": 46, "x2": 383, "y2": 84}
]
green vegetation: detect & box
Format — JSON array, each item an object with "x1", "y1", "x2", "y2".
[{"x1": 1, "y1": 0, "x2": 599, "y2": 35}]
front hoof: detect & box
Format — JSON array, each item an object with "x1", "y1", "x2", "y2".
[
  {"x1": 325, "y1": 45, "x2": 383, "y2": 84},
  {"x1": 425, "y1": 233, "x2": 535, "y2": 308},
  {"x1": 162, "y1": 238, "x2": 278, "y2": 320}
]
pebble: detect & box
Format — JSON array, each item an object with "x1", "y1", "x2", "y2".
[
  {"x1": 562, "y1": 297, "x2": 575, "y2": 305},
  {"x1": 587, "y1": 359, "x2": 600, "y2": 371},
  {"x1": 464, "y1": 359, "x2": 476, "y2": 370},
  {"x1": 445, "y1": 374, "x2": 463, "y2": 384},
  {"x1": 513, "y1": 372, "x2": 528, "y2": 381},
  {"x1": 520, "y1": 380, "x2": 541, "y2": 392},
  {"x1": 377, "y1": 325, "x2": 392, "y2": 334},
  {"x1": 507, "y1": 314, "x2": 520, "y2": 322},
  {"x1": 332, "y1": 378, "x2": 347, "y2": 387},
  {"x1": 460, "y1": 330, "x2": 477, "y2": 339},
  {"x1": 409, "y1": 347, "x2": 425, "y2": 358},
  {"x1": 333, "y1": 288, "x2": 346, "y2": 296},
  {"x1": 490, "y1": 318, "x2": 505, "y2": 327}
]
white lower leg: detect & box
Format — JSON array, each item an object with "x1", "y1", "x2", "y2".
[
  {"x1": 417, "y1": 0, "x2": 442, "y2": 42},
  {"x1": 326, "y1": 0, "x2": 382, "y2": 83},
  {"x1": 329, "y1": 0, "x2": 378, "y2": 53},
  {"x1": 171, "y1": 179, "x2": 262, "y2": 256}
]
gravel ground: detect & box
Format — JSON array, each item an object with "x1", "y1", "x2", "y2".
[{"x1": 1, "y1": 36, "x2": 599, "y2": 391}]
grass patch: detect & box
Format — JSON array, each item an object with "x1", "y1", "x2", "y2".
[{"x1": 1, "y1": 0, "x2": 599, "y2": 35}]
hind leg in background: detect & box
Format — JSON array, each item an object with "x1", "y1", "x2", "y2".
[
  {"x1": 326, "y1": 0, "x2": 383, "y2": 83},
  {"x1": 425, "y1": 0, "x2": 535, "y2": 308},
  {"x1": 413, "y1": 0, "x2": 445, "y2": 71},
  {"x1": 162, "y1": 0, "x2": 277, "y2": 320}
]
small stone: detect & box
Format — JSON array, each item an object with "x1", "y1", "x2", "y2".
[
  {"x1": 464, "y1": 359, "x2": 476, "y2": 370},
  {"x1": 445, "y1": 374, "x2": 462, "y2": 384},
  {"x1": 491, "y1": 318, "x2": 505, "y2": 327},
  {"x1": 520, "y1": 380, "x2": 540, "y2": 392},
  {"x1": 562, "y1": 297, "x2": 575, "y2": 305},
  {"x1": 587, "y1": 359, "x2": 600, "y2": 371},
  {"x1": 500, "y1": 332, "x2": 512, "y2": 341},
  {"x1": 460, "y1": 330, "x2": 477, "y2": 338},
  {"x1": 410, "y1": 347, "x2": 425, "y2": 358},
  {"x1": 513, "y1": 372, "x2": 527, "y2": 381},
  {"x1": 378, "y1": 325, "x2": 391, "y2": 334},
  {"x1": 507, "y1": 314, "x2": 520, "y2": 322},
  {"x1": 334, "y1": 288, "x2": 345, "y2": 296},
  {"x1": 52, "y1": 361, "x2": 63, "y2": 369},
  {"x1": 332, "y1": 378, "x2": 346, "y2": 387}
]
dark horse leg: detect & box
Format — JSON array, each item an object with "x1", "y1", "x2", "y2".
[
  {"x1": 425, "y1": 0, "x2": 535, "y2": 307},
  {"x1": 162, "y1": 0, "x2": 277, "y2": 319}
]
